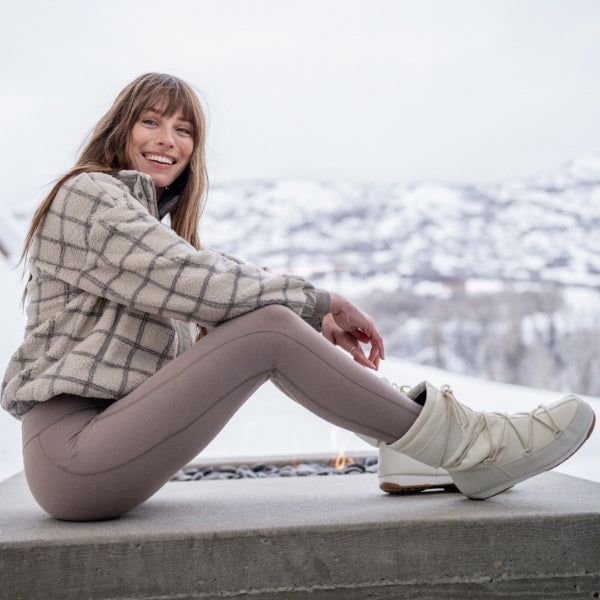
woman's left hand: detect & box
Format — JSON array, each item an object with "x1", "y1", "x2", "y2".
[{"x1": 321, "y1": 312, "x2": 382, "y2": 371}]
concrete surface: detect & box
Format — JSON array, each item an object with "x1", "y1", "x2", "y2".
[{"x1": 1, "y1": 470, "x2": 599, "y2": 599}]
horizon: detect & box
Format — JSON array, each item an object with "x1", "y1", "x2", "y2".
[{"x1": 2, "y1": 0, "x2": 600, "y2": 211}]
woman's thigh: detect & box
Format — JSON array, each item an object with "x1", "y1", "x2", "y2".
[
  {"x1": 21, "y1": 307, "x2": 289, "y2": 520},
  {"x1": 21, "y1": 305, "x2": 419, "y2": 520}
]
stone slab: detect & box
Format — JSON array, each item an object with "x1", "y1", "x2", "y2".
[{"x1": 1, "y1": 470, "x2": 599, "y2": 599}]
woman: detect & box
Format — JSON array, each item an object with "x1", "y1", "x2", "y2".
[{"x1": 1, "y1": 73, "x2": 594, "y2": 521}]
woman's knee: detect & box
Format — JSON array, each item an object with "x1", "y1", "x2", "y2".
[{"x1": 252, "y1": 304, "x2": 306, "y2": 331}]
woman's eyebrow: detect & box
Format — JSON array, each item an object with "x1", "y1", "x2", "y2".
[{"x1": 143, "y1": 107, "x2": 193, "y2": 125}]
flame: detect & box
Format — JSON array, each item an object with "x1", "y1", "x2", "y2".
[
  {"x1": 329, "y1": 428, "x2": 355, "y2": 469},
  {"x1": 332, "y1": 449, "x2": 355, "y2": 470}
]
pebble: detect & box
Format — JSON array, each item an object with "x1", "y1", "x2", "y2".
[{"x1": 173, "y1": 456, "x2": 378, "y2": 482}]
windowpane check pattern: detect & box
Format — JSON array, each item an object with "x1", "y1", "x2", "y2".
[{"x1": 2, "y1": 171, "x2": 317, "y2": 418}]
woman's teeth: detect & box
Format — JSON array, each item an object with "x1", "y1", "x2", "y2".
[{"x1": 145, "y1": 154, "x2": 174, "y2": 165}]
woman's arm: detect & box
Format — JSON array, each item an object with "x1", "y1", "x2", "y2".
[{"x1": 33, "y1": 172, "x2": 322, "y2": 328}]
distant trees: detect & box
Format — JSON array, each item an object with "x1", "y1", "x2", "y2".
[{"x1": 360, "y1": 281, "x2": 600, "y2": 396}]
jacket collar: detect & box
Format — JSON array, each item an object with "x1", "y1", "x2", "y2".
[{"x1": 114, "y1": 170, "x2": 181, "y2": 221}]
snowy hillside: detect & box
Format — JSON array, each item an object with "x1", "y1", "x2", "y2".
[
  {"x1": 202, "y1": 155, "x2": 600, "y2": 291},
  {"x1": 0, "y1": 204, "x2": 26, "y2": 261},
  {"x1": 0, "y1": 258, "x2": 27, "y2": 483},
  {"x1": 200, "y1": 155, "x2": 600, "y2": 396}
]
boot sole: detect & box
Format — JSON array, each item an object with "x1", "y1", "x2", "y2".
[
  {"x1": 460, "y1": 405, "x2": 596, "y2": 500},
  {"x1": 380, "y1": 481, "x2": 459, "y2": 494}
]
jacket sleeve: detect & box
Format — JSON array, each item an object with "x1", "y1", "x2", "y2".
[{"x1": 34, "y1": 172, "x2": 321, "y2": 327}]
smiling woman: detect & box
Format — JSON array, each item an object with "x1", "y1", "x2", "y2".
[
  {"x1": 1, "y1": 72, "x2": 594, "y2": 521},
  {"x1": 21, "y1": 73, "x2": 209, "y2": 252},
  {"x1": 126, "y1": 105, "x2": 194, "y2": 200}
]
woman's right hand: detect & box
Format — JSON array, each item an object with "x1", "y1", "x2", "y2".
[{"x1": 326, "y1": 293, "x2": 385, "y2": 370}]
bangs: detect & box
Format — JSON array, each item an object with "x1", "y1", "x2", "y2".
[{"x1": 136, "y1": 75, "x2": 200, "y2": 131}]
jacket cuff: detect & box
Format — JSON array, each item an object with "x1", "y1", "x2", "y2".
[
  {"x1": 314, "y1": 288, "x2": 331, "y2": 317},
  {"x1": 302, "y1": 287, "x2": 331, "y2": 331}
]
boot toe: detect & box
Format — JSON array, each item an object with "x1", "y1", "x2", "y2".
[{"x1": 451, "y1": 397, "x2": 595, "y2": 500}]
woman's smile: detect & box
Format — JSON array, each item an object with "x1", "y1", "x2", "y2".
[{"x1": 144, "y1": 153, "x2": 176, "y2": 166}]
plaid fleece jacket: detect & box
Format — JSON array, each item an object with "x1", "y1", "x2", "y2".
[{"x1": 1, "y1": 171, "x2": 325, "y2": 419}]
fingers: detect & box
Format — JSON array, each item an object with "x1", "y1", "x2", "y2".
[
  {"x1": 350, "y1": 325, "x2": 385, "y2": 367},
  {"x1": 359, "y1": 315, "x2": 386, "y2": 362},
  {"x1": 326, "y1": 294, "x2": 386, "y2": 368},
  {"x1": 349, "y1": 339, "x2": 381, "y2": 371},
  {"x1": 349, "y1": 344, "x2": 375, "y2": 370},
  {"x1": 367, "y1": 328, "x2": 386, "y2": 361},
  {"x1": 353, "y1": 330, "x2": 371, "y2": 344},
  {"x1": 338, "y1": 324, "x2": 385, "y2": 370},
  {"x1": 329, "y1": 294, "x2": 386, "y2": 360}
]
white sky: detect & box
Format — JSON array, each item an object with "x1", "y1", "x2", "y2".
[{"x1": 1, "y1": 0, "x2": 600, "y2": 211}]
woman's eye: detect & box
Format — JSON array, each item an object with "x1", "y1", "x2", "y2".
[
  {"x1": 141, "y1": 118, "x2": 158, "y2": 126},
  {"x1": 177, "y1": 127, "x2": 192, "y2": 135}
]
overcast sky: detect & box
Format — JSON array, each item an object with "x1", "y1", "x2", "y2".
[{"x1": 2, "y1": 0, "x2": 600, "y2": 210}]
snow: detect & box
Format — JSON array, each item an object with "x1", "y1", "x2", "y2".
[
  {"x1": 559, "y1": 155, "x2": 600, "y2": 185},
  {"x1": 0, "y1": 258, "x2": 26, "y2": 483},
  {"x1": 0, "y1": 205, "x2": 25, "y2": 260}
]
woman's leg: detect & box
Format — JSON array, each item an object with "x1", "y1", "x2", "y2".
[{"x1": 22, "y1": 305, "x2": 421, "y2": 520}]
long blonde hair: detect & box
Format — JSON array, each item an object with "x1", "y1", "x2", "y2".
[{"x1": 21, "y1": 73, "x2": 208, "y2": 265}]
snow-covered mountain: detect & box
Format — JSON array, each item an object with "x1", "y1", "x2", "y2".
[
  {"x1": 1, "y1": 155, "x2": 600, "y2": 396},
  {"x1": 198, "y1": 156, "x2": 600, "y2": 395},
  {"x1": 201, "y1": 155, "x2": 600, "y2": 292}
]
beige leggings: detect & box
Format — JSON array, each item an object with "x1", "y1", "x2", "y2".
[{"x1": 21, "y1": 305, "x2": 421, "y2": 521}]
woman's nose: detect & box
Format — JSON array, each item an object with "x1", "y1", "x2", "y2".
[{"x1": 157, "y1": 127, "x2": 175, "y2": 147}]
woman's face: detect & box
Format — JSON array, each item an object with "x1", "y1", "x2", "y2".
[{"x1": 127, "y1": 100, "x2": 194, "y2": 198}]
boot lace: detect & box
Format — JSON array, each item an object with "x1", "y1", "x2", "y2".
[
  {"x1": 381, "y1": 377, "x2": 412, "y2": 394},
  {"x1": 439, "y1": 385, "x2": 562, "y2": 467}
]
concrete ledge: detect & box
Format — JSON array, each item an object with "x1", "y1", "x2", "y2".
[{"x1": 1, "y1": 471, "x2": 599, "y2": 599}]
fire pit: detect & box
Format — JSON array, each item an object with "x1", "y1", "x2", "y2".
[{"x1": 172, "y1": 452, "x2": 378, "y2": 481}]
